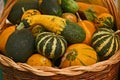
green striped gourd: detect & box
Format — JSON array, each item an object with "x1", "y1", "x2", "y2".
[
  {"x1": 91, "y1": 28, "x2": 120, "y2": 60},
  {"x1": 36, "y1": 32, "x2": 67, "y2": 59}
]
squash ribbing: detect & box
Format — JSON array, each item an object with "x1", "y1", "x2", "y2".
[
  {"x1": 92, "y1": 28, "x2": 120, "y2": 59},
  {"x1": 36, "y1": 32, "x2": 67, "y2": 59}
]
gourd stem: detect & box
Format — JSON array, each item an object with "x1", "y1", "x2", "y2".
[
  {"x1": 17, "y1": 22, "x2": 25, "y2": 30},
  {"x1": 76, "y1": 12, "x2": 82, "y2": 22},
  {"x1": 115, "y1": 30, "x2": 120, "y2": 34},
  {"x1": 22, "y1": 7, "x2": 25, "y2": 13}
]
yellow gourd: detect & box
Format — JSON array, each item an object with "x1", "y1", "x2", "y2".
[
  {"x1": 21, "y1": 9, "x2": 41, "y2": 20},
  {"x1": 18, "y1": 14, "x2": 86, "y2": 44}
]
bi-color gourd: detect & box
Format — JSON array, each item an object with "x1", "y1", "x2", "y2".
[
  {"x1": 7, "y1": 0, "x2": 39, "y2": 24},
  {"x1": 18, "y1": 15, "x2": 86, "y2": 44},
  {"x1": 36, "y1": 32, "x2": 67, "y2": 59},
  {"x1": 60, "y1": 43, "x2": 98, "y2": 68},
  {"x1": 91, "y1": 28, "x2": 120, "y2": 60}
]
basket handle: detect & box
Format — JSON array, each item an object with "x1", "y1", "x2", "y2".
[
  {"x1": 102, "y1": 0, "x2": 120, "y2": 29},
  {"x1": 0, "y1": 0, "x2": 17, "y2": 30}
]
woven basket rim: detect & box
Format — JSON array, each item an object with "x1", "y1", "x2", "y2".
[
  {"x1": 0, "y1": 0, "x2": 120, "y2": 77},
  {"x1": 0, "y1": 49, "x2": 120, "y2": 76}
]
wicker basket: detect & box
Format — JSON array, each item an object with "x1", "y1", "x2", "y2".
[{"x1": 0, "y1": 0, "x2": 120, "y2": 80}]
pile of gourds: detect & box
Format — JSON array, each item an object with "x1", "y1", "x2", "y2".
[{"x1": 0, "y1": 0, "x2": 119, "y2": 68}]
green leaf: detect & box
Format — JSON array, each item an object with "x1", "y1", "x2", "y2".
[{"x1": 83, "y1": 7, "x2": 97, "y2": 21}]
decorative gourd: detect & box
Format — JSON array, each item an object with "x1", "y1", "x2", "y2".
[
  {"x1": 7, "y1": 0, "x2": 39, "y2": 24},
  {"x1": 31, "y1": 25, "x2": 47, "y2": 37},
  {"x1": 61, "y1": 12, "x2": 77, "y2": 23},
  {"x1": 21, "y1": 9, "x2": 41, "y2": 20},
  {"x1": 60, "y1": 43, "x2": 98, "y2": 68},
  {"x1": 77, "y1": 2, "x2": 110, "y2": 16},
  {"x1": 91, "y1": 28, "x2": 120, "y2": 60},
  {"x1": 36, "y1": 32, "x2": 67, "y2": 59},
  {"x1": 39, "y1": 0, "x2": 62, "y2": 16},
  {"x1": 77, "y1": 20, "x2": 96, "y2": 45},
  {"x1": 61, "y1": 0, "x2": 79, "y2": 13},
  {"x1": 0, "y1": 26, "x2": 16, "y2": 52},
  {"x1": 94, "y1": 13, "x2": 114, "y2": 29},
  {"x1": 27, "y1": 54, "x2": 52, "y2": 67},
  {"x1": 76, "y1": 0, "x2": 105, "y2": 7},
  {"x1": 18, "y1": 15, "x2": 86, "y2": 44},
  {"x1": 5, "y1": 29, "x2": 35, "y2": 62}
]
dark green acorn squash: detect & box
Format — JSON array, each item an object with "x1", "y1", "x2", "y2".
[
  {"x1": 7, "y1": 0, "x2": 39, "y2": 24},
  {"x1": 5, "y1": 29, "x2": 35, "y2": 62},
  {"x1": 39, "y1": 0, "x2": 62, "y2": 16}
]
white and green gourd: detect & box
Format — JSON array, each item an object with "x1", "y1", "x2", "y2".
[
  {"x1": 35, "y1": 32, "x2": 67, "y2": 59},
  {"x1": 91, "y1": 28, "x2": 120, "y2": 60}
]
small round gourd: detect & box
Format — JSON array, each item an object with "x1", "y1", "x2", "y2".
[
  {"x1": 91, "y1": 28, "x2": 120, "y2": 60},
  {"x1": 36, "y1": 32, "x2": 67, "y2": 59},
  {"x1": 31, "y1": 25, "x2": 47, "y2": 37},
  {"x1": 27, "y1": 54, "x2": 52, "y2": 67},
  {"x1": 95, "y1": 13, "x2": 114, "y2": 29},
  {"x1": 60, "y1": 43, "x2": 98, "y2": 68}
]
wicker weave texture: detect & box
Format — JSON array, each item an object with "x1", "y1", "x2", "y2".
[{"x1": 0, "y1": 62, "x2": 120, "y2": 80}]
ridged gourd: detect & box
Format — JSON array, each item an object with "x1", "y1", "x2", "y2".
[
  {"x1": 60, "y1": 43, "x2": 98, "y2": 68},
  {"x1": 36, "y1": 32, "x2": 67, "y2": 59},
  {"x1": 91, "y1": 28, "x2": 120, "y2": 60}
]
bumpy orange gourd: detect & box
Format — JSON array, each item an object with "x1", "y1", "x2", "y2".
[
  {"x1": 0, "y1": 26, "x2": 16, "y2": 52},
  {"x1": 27, "y1": 54, "x2": 52, "y2": 67},
  {"x1": 78, "y1": 20, "x2": 96, "y2": 45},
  {"x1": 60, "y1": 43, "x2": 98, "y2": 68}
]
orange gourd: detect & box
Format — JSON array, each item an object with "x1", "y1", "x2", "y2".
[
  {"x1": 76, "y1": 0, "x2": 105, "y2": 7},
  {"x1": 27, "y1": 54, "x2": 52, "y2": 67},
  {"x1": 78, "y1": 20, "x2": 96, "y2": 45},
  {"x1": 77, "y1": 2, "x2": 109, "y2": 16},
  {"x1": 0, "y1": 26, "x2": 16, "y2": 52},
  {"x1": 61, "y1": 13, "x2": 77, "y2": 23},
  {"x1": 60, "y1": 43, "x2": 98, "y2": 68}
]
